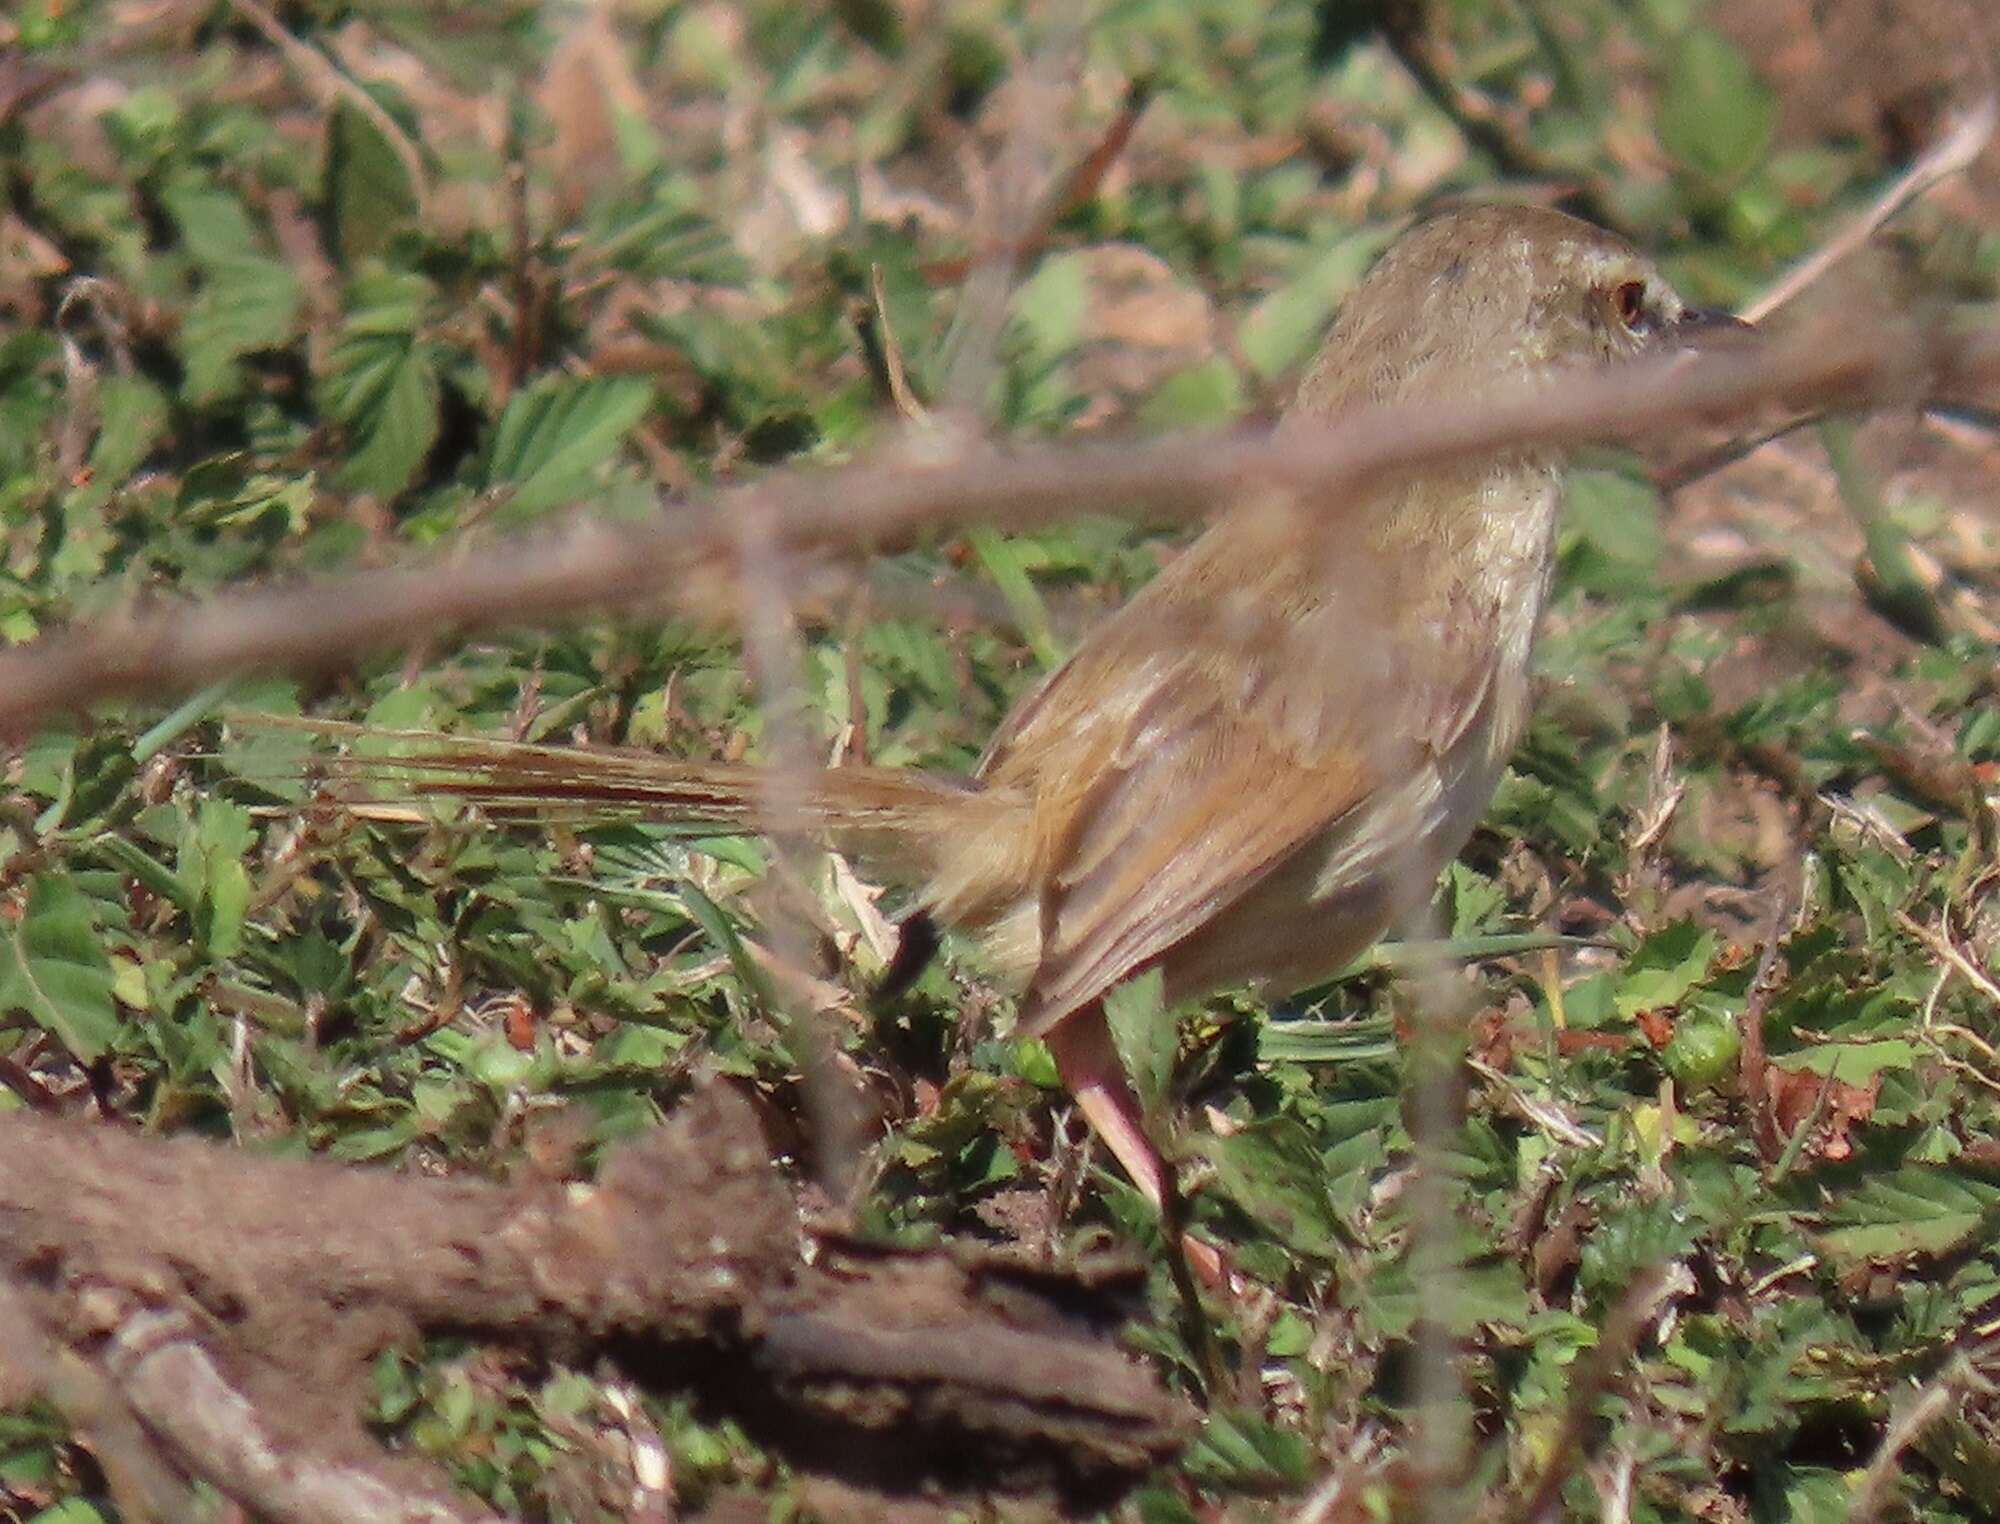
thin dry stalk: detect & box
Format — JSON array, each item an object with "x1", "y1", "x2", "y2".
[
  {"x1": 1500, "y1": 1264, "x2": 1678, "y2": 1524},
  {"x1": 730, "y1": 493, "x2": 872, "y2": 1200},
  {"x1": 1901, "y1": 908, "x2": 2000, "y2": 1009},
  {"x1": 1844, "y1": 1362, "x2": 1970, "y2": 1524},
  {"x1": 1400, "y1": 926, "x2": 1478, "y2": 1524},
  {"x1": 0, "y1": 320, "x2": 1990, "y2": 740},
  {"x1": 1741, "y1": 95, "x2": 1997, "y2": 325}
]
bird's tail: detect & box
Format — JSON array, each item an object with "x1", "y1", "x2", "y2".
[{"x1": 246, "y1": 717, "x2": 1001, "y2": 883}]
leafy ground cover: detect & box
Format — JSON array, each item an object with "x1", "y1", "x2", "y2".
[{"x1": 2, "y1": 1, "x2": 1999, "y2": 1519}]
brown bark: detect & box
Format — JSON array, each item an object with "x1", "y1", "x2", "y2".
[{"x1": 0, "y1": 1083, "x2": 1185, "y2": 1521}]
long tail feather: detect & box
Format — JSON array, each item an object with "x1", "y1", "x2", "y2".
[{"x1": 241, "y1": 716, "x2": 998, "y2": 879}]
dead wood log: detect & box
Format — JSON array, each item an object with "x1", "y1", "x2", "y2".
[{"x1": 0, "y1": 1083, "x2": 1187, "y2": 1521}]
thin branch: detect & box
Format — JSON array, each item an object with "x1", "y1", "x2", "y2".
[
  {"x1": 1500, "y1": 1264, "x2": 1681, "y2": 1524},
  {"x1": 1845, "y1": 1362, "x2": 1969, "y2": 1524},
  {"x1": 1654, "y1": 410, "x2": 1829, "y2": 495},
  {"x1": 731, "y1": 488, "x2": 872, "y2": 1201},
  {"x1": 1900, "y1": 908, "x2": 2000, "y2": 1010},
  {"x1": 917, "y1": 74, "x2": 1154, "y2": 287},
  {"x1": 98, "y1": 1297, "x2": 513, "y2": 1524},
  {"x1": 0, "y1": 320, "x2": 1992, "y2": 739},
  {"x1": 1741, "y1": 95, "x2": 1997, "y2": 326}
]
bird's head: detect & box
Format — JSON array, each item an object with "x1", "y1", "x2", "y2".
[{"x1": 1293, "y1": 202, "x2": 1750, "y2": 415}]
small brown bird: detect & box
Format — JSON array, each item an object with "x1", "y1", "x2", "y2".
[{"x1": 296, "y1": 205, "x2": 1745, "y2": 1276}]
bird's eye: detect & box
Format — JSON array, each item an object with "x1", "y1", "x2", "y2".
[{"x1": 1612, "y1": 280, "x2": 1651, "y2": 333}]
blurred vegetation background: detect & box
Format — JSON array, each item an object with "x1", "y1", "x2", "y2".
[{"x1": 1, "y1": 0, "x2": 1999, "y2": 1520}]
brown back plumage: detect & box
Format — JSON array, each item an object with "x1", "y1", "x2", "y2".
[{"x1": 267, "y1": 204, "x2": 1706, "y2": 1044}]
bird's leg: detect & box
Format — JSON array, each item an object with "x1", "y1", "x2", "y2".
[{"x1": 1044, "y1": 1005, "x2": 1228, "y2": 1289}]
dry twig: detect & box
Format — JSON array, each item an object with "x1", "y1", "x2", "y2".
[
  {"x1": 0, "y1": 319, "x2": 1991, "y2": 739},
  {"x1": 1741, "y1": 96, "x2": 1997, "y2": 326}
]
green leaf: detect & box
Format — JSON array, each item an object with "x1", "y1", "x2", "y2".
[
  {"x1": 1917, "y1": 1415, "x2": 2000, "y2": 1517},
  {"x1": 1130, "y1": 1487, "x2": 1201, "y2": 1524},
  {"x1": 596, "y1": 198, "x2": 751, "y2": 285},
  {"x1": 1657, "y1": 27, "x2": 1774, "y2": 187},
  {"x1": 676, "y1": 882, "x2": 777, "y2": 1013},
  {"x1": 1615, "y1": 922, "x2": 1716, "y2": 1015},
  {"x1": 1258, "y1": 1011, "x2": 1397, "y2": 1064},
  {"x1": 1136, "y1": 358, "x2": 1246, "y2": 431},
  {"x1": 484, "y1": 375, "x2": 653, "y2": 517},
  {"x1": 1103, "y1": 967, "x2": 1175, "y2": 1119},
  {"x1": 73, "y1": 375, "x2": 169, "y2": 512},
  {"x1": 325, "y1": 98, "x2": 420, "y2": 265},
  {"x1": 1823, "y1": 417, "x2": 1948, "y2": 642},
  {"x1": 160, "y1": 179, "x2": 261, "y2": 265},
  {"x1": 1578, "y1": 1195, "x2": 1698, "y2": 1300},
  {"x1": 24, "y1": 1501, "x2": 113, "y2": 1524},
  {"x1": 1444, "y1": 860, "x2": 1507, "y2": 937},
  {"x1": 1007, "y1": 253, "x2": 1090, "y2": 361},
  {"x1": 1769, "y1": 1468, "x2": 1853, "y2": 1524},
  {"x1": 1181, "y1": 1408, "x2": 1312, "y2": 1489},
  {"x1": 0, "y1": 874, "x2": 121, "y2": 1062},
  {"x1": 1358, "y1": 1231, "x2": 1533, "y2": 1340},
  {"x1": 1772, "y1": 1040, "x2": 1914, "y2": 1083},
  {"x1": 322, "y1": 271, "x2": 441, "y2": 498},
  {"x1": 1197, "y1": 1119, "x2": 1343, "y2": 1257},
  {"x1": 965, "y1": 527, "x2": 1062, "y2": 669},
  {"x1": 1237, "y1": 227, "x2": 1390, "y2": 380},
  {"x1": 178, "y1": 798, "x2": 255, "y2": 958},
  {"x1": 156, "y1": 181, "x2": 303, "y2": 398},
  {"x1": 1818, "y1": 1170, "x2": 2000, "y2": 1262},
  {"x1": 1561, "y1": 469, "x2": 1663, "y2": 597},
  {"x1": 180, "y1": 250, "x2": 304, "y2": 400}
]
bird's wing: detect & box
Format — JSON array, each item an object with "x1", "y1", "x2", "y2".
[{"x1": 978, "y1": 508, "x2": 1501, "y2": 1035}]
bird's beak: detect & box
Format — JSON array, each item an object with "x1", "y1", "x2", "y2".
[{"x1": 1668, "y1": 307, "x2": 1758, "y2": 352}]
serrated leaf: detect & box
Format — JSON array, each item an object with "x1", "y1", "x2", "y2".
[
  {"x1": 485, "y1": 375, "x2": 653, "y2": 516},
  {"x1": 1358, "y1": 1242, "x2": 1533, "y2": 1340},
  {"x1": 1616, "y1": 922, "x2": 1716, "y2": 1015},
  {"x1": 157, "y1": 180, "x2": 302, "y2": 398},
  {"x1": 1104, "y1": 967, "x2": 1174, "y2": 1118},
  {"x1": 180, "y1": 251, "x2": 303, "y2": 400},
  {"x1": 1197, "y1": 1118, "x2": 1343, "y2": 1256},
  {"x1": 0, "y1": 874, "x2": 120, "y2": 1062},
  {"x1": 1181, "y1": 1408, "x2": 1312, "y2": 1489},
  {"x1": 598, "y1": 199, "x2": 750, "y2": 285},
  {"x1": 322, "y1": 272, "x2": 441, "y2": 498},
  {"x1": 1818, "y1": 1170, "x2": 2000, "y2": 1262},
  {"x1": 73, "y1": 374, "x2": 168, "y2": 511}
]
